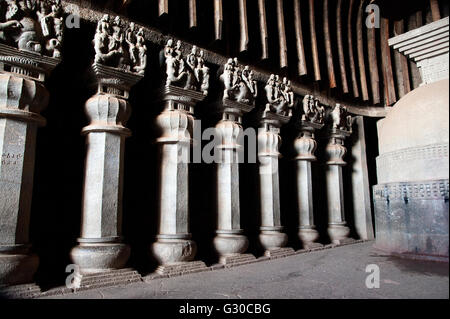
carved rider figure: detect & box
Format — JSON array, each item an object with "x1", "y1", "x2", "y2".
[
  {"x1": 330, "y1": 103, "x2": 352, "y2": 131},
  {"x1": 313, "y1": 98, "x2": 325, "y2": 124},
  {"x1": 265, "y1": 74, "x2": 292, "y2": 116}
]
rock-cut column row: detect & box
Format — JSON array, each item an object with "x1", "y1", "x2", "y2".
[{"x1": 0, "y1": 9, "x2": 360, "y2": 286}]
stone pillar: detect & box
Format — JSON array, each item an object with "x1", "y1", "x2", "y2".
[
  {"x1": 295, "y1": 120, "x2": 324, "y2": 249},
  {"x1": 213, "y1": 58, "x2": 258, "y2": 264},
  {"x1": 149, "y1": 40, "x2": 210, "y2": 275},
  {"x1": 213, "y1": 99, "x2": 256, "y2": 264},
  {"x1": 70, "y1": 64, "x2": 143, "y2": 277},
  {"x1": 0, "y1": 46, "x2": 58, "y2": 286},
  {"x1": 324, "y1": 127, "x2": 353, "y2": 245},
  {"x1": 258, "y1": 111, "x2": 294, "y2": 257},
  {"x1": 150, "y1": 85, "x2": 208, "y2": 274},
  {"x1": 349, "y1": 116, "x2": 374, "y2": 240}
]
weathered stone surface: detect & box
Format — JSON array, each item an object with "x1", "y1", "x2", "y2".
[
  {"x1": 0, "y1": 282, "x2": 41, "y2": 299},
  {"x1": 375, "y1": 27, "x2": 449, "y2": 260},
  {"x1": 373, "y1": 180, "x2": 449, "y2": 261},
  {"x1": 71, "y1": 243, "x2": 130, "y2": 274},
  {"x1": 264, "y1": 247, "x2": 295, "y2": 258},
  {"x1": 153, "y1": 261, "x2": 209, "y2": 277},
  {"x1": 70, "y1": 268, "x2": 142, "y2": 289},
  {"x1": 219, "y1": 253, "x2": 256, "y2": 266},
  {"x1": 38, "y1": 242, "x2": 449, "y2": 299},
  {"x1": 376, "y1": 80, "x2": 449, "y2": 184}
]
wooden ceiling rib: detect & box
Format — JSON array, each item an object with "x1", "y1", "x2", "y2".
[{"x1": 64, "y1": 0, "x2": 448, "y2": 109}]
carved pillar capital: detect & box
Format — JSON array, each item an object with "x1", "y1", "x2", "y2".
[
  {"x1": 295, "y1": 121, "x2": 324, "y2": 161},
  {"x1": 324, "y1": 129, "x2": 351, "y2": 165}
]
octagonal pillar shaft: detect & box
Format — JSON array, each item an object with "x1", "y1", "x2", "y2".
[
  {"x1": 0, "y1": 61, "x2": 49, "y2": 285},
  {"x1": 71, "y1": 64, "x2": 143, "y2": 274}
]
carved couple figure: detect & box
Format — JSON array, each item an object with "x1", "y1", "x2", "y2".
[
  {"x1": 265, "y1": 74, "x2": 294, "y2": 116},
  {"x1": 221, "y1": 58, "x2": 257, "y2": 103},
  {"x1": 164, "y1": 39, "x2": 209, "y2": 95}
]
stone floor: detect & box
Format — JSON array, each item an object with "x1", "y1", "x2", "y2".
[{"x1": 40, "y1": 242, "x2": 448, "y2": 299}]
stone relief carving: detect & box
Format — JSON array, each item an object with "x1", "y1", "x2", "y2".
[
  {"x1": 329, "y1": 103, "x2": 353, "y2": 131},
  {"x1": 0, "y1": 0, "x2": 64, "y2": 58},
  {"x1": 264, "y1": 74, "x2": 294, "y2": 116},
  {"x1": 220, "y1": 57, "x2": 257, "y2": 104},
  {"x1": 301, "y1": 95, "x2": 325, "y2": 124},
  {"x1": 94, "y1": 14, "x2": 146, "y2": 75},
  {"x1": 164, "y1": 39, "x2": 209, "y2": 95}
]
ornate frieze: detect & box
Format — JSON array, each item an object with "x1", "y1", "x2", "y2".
[
  {"x1": 0, "y1": 0, "x2": 64, "y2": 58},
  {"x1": 0, "y1": 0, "x2": 65, "y2": 287},
  {"x1": 373, "y1": 180, "x2": 449, "y2": 201},
  {"x1": 94, "y1": 14, "x2": 147, "y2": 75}
]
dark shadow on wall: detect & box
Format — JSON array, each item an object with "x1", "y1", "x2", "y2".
[{"x1": 30, "y1": 21, "x2": 93, "y2": 290}]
